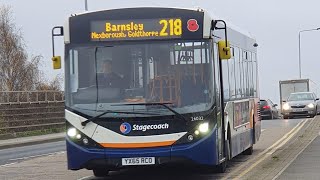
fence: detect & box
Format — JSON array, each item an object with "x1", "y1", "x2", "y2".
[
  {"x1": 0, "y1": 91, "x2": 65, "y2": 139},
  {"x1": 0, "y1": 91, "x2": 64, "y2": 104}
]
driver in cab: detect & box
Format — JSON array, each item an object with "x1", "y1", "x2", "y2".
[{"x1": 98, "y1": 59, "x2": 124, "y2": 88}]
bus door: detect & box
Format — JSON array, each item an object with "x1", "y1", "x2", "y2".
[{"x1": 213, "y1": 42, "x2": 225, "y2": 163}]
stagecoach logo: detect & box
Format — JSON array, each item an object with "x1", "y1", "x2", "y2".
[
  {"x1": 120, "y1": 122, "x2": 170, "y2": 134},
  {"x1": 120, "y1": 122, "x2": 132, "y2": 134},
  {"x1": 187, "y1": 19, "x2": 199, "y2": 32}
]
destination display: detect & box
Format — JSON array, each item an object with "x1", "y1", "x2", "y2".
[
  {"x1": 68, "y1": 8, "x2": 204, "y2": 43},
  {"x1": 90, "y1": 18, "x2": 200, "y2": 41}
]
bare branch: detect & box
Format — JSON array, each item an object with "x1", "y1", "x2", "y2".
[{"x1": 0, "y1": 5, "x2": 61, "y2": 91}]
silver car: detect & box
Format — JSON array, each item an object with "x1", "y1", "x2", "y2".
[{"x1": 282, "y1": 92, "x2": 320, "y2": 119}]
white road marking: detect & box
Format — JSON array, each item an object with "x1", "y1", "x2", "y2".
[
  {"x1": 0, "y1": 162, "x2": 17, "y2": 167},
  {"x1": 9, "y1": 151, "x2": 66, "y2": 161},
  {"x1": 78, "y1": 176, "x2": 94, "y2": 180},
  {"x1": 262, "y1": 129, "x2": 266, "y2": 132}
]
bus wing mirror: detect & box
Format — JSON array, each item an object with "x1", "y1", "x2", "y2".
[
  {"x1": 52, "y1": 56, "x2": 62, "y2": 69},
  {"x1": 53, "y1": 26, "x2": 64, "y2": 36},
  {"x1": 52, "y1": 26, "x2": 64, "y2": 70},
  {"x1": 218, "y1": 40, "x2": 231, "y2": 60}
]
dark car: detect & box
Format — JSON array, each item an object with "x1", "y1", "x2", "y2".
[{"x1": 260, "y1": 99, "x2": 279, "y2": 120}]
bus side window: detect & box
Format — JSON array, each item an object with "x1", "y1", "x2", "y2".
[
  {"x1": 229, "y1": 47, "x2": 238, "y2": 99},
  {"x1": 69, "y1": 49, "x2": 78, "y2": 93}
]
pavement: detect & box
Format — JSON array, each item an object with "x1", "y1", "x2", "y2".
[
  {"x1": 237, "y1": 116, "x2": 320, "y2": 180},
  {"x1": 0, "y1": 151, "x2": 91, "y2": 180},
  {"x1": 276, "y1": 136, "x2": 320, "y2": 180},
  {"x1": 0, "y1": 132, "x2": 65, "y2": 150}
]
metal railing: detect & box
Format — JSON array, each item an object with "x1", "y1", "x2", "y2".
[{"x1": 0, "y1": 91, "x2": 64, "y2": 105}]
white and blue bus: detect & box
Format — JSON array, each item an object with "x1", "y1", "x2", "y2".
[{"x1": 51, "y1": 7, "x2": 261, "y2": 177}]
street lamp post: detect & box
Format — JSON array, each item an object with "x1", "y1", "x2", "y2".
[
  {"x1": 298, "y1": 28, "x2": 320, "y2": 79},
  {"x1": 84, "y1": 0, "x2": 88, "y2": 11}
]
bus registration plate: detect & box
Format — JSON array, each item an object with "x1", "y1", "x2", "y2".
[{"x1": 122, "y1": 157, "x2": 155, "y2": 166}]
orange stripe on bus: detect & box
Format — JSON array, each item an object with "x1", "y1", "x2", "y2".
[
  {"x1": 250, "y1": 109, "x2": 254, "y2": 128},
  {"x1": 100, "y1": 141, "x2": 175, "y2": 148}
]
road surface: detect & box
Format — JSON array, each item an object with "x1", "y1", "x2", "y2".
[{"x1": 0, "y1": 141, "x2": 65, "y2": 166}]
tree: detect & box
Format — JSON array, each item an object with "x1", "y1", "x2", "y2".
[
  {"x1": 0, "y1": 5, "x2": 61, "y2": 91},
  {"x1": 36, "y1": 72, "x2": 63, "y2": 91}
]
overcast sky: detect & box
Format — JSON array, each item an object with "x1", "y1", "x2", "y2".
[{"x1": 2, "y1": 0, "x2": 320, "y2": 104}]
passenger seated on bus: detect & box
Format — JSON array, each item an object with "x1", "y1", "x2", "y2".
[{"x1": 97, "y1": 59, "x2": 124, "y2": 88}]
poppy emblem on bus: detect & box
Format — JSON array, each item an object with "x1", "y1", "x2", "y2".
[
  {"x1": 120, "y1": 122, "x2": 132, "y2": 134},
  {"x1": 187, "y1": 19, "x2": 199, "y2": 32}
]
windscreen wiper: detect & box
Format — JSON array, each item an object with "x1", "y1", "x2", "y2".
[
  {"x1": 113, "y1": 103, "x2": 188, "y2": 123},
  {"x1": 81, "y1": 110, "x2": 161, "y2": 126}
]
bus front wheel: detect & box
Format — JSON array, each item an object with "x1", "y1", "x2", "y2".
[{"x1": 93, "y1": 169, "x2": 109, "y2": 177}]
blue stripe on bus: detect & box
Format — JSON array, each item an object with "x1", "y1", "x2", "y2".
[
  {"x1": 66, "y1": 138, "x2": 105, "y2": 170},
  {"x1": 66, "y1": 129, "x2": 218, "y2": 169},
  {"x1": 104, "y1": 146, "x2": 172, "y2": 157},
  {"x1": 171, "y1": 129, "x2": 218, "y2": 165}
]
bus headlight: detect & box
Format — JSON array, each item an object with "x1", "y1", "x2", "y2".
[
  {"x1": 67, "y1": 128, "x2": 77, "y2": 137},
  {"x1": 174, "y1": 122, "x2": 212, "y2": 145},
  {"x1": 76, "y1": 134, "x2": 82, "y2": 140},
  {"x1": 307, "y1": 103, "x2": 315, "y2": 108},
  {"x1": 198, "y1": 122, "x2": 209, "y2": 133},
  {"x1": 194, "y1": 130, "x2": 200, "y2": 135},
  {"x1": 66, "y1": 122, "x2": 103, "y2": 148},
  {"x1": 283, "y1": 103, "x2": 291, "y2": 110}
]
